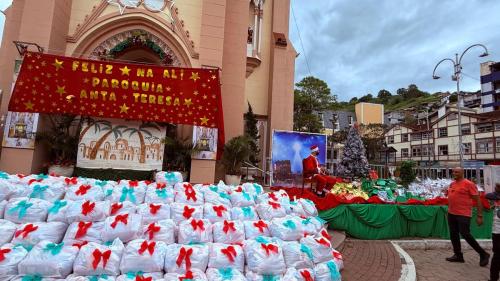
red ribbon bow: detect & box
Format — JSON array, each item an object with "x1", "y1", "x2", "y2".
[
  {"x1": 221, "y1": 246, "x2": 237, "y2": 263},
  {"x1": 144, "y1": 180, "x2": 152, "y2": 185},
  {"x1": 183, "y1": 206, "x2": 195, "y2": 219},
  {"x1": 268, "y1": 201, "x2": 281, "y2": 209},
  {"x1": 179, "y1": 271, "x2": 194, "y2": 281},
  {"x1": 65, "y1": 177, "x2": 78, "y2": 185},
  {"x1": 146, "y1": 223, "x2": 161, "y2": 240},
  {"x1": 300, "y1": 270, "x2": 313, "y2": 281},
  {"x1": 138, "y1": 240, "x2": 156, "y2": 255},
  {"x1": 235, "y1": 186, "x2": 243, "y2": 192},
  {"x1": 253, "y1": 220, "x2": 268, "y2": 233},
  {"x1": 213, "y1": 205, "x2": 227, "y2": 217},
  {"x1": 81, "y1": 201, "x2": 96, "y2": 216},
  {"x1": 321, "y1": 229, "x2": 332, "y2": 240},
  {"x1": 111, "y1": 214, "x2": 129, "y2": 228},
  {"x1": 268, "y1": 193, "x2": 278, "y2": 201},
  {"x1": 15, "y1": 224, "x2": 38, "y2": 238},
  {"x1": 0, "y1": 248, "x2": 11, "y2": 262},
  {"x1": 92, "y1": 249, "x2": 111, "y2": 270},
  {"x1": 129, "y1": 180, "x2": 139, "y2": 187},
  {"x1": 176, "y1": 247, "x2": 193, "y2": 270},
  {"x1": 185, "y1": 189, "x2": 197, "y2": 202},
  {"x1": 135, "y1": 277, "x2": 152, "y2": 281},
  {"x1": 28, "y1": 179, "x2": 42, "y2": 185},
  {"x1": 332, "y1": 250, "x2": 343, "y2": 260},
  {"x1": 17, "y1": 174, "x2": 26, "y2": 178},
  {"x1": 156, "y1": 183, "x2": 166, "y2": 189},
  {"x1": 149, "y1": 204, "x2": 161, "y2": 215},
  {"x1": 72, "y1": 241, "x2": 88, "y2": 249},
  {"x1": 260, "y1": 243, "x2": 278, "y2": 256},
  {"x1": 110, "y1": 203, "x2": 123, "y2": 215},
  {"x1": 223, "y1": 220, "x2": 235, "y2": 233},
  {"x1": 75, "y1": 221, "x2": 92, "y2": 239},
  {"x1": 316, "y1": 238, "x2": 331, "y2": 247},
  {"x1": 190, "y1": 219, "x2": 205, "y2": 231},
  {"x1": 75, "y1": 185, "x2": 92, "y2": 196}
]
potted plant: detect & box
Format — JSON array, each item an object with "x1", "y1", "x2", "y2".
[
  {"x1": 162, "y1": 136, "x2": 201, "y2": 181},
  {"x1": 221, "y1": 136, "x2": 252, "y2": 185},
  {"x1": 36, "y1": 115, "x2": 83, "y2": 177}
]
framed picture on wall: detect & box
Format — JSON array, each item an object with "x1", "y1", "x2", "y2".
[
  {"x1": 192, "y1": 125, "x2": 218, "y2": 160},
  {"x1": 2, "y1": 111, "x2": 39, "y2": 149}
]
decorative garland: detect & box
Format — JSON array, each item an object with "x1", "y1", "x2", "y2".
[{"x1": 107, "y1": 34, "x2": 173, "y2": 65}]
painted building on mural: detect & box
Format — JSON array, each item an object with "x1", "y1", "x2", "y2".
[{"x1": 0, "y1": 0, "x2": 296, "y2": 183}]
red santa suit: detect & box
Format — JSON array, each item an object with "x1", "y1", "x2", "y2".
[{"x1": 303, "y1": 145, "x2": 339, "y2": 192}]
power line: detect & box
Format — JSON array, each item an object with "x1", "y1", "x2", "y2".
[
  {"x1": 291, "y1": 1, "x2": 312, "y2": 77},
  {"x1": 461, "y1": 72, "x2": 480, "y2": 82}
]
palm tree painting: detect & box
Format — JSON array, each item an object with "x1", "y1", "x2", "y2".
[
  {"x1": 79, "y1": 118, "x2": 112, "y2": 143},
  {"x1": 123, "y1": 122, "x2": 161, "y2": 163},
  {"x1": 89, "y1": 125, "x2": 127, "y2": 160}
]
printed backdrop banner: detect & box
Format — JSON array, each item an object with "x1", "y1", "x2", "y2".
[
  {"x1": 8, "y1": 51, "x2": 225, "y2": 157},
  {"x1": 77, "y1": 119, "x2": 165, "y2": 170},
  {"x1": 271, "y1": 130, "x2": 327, "y2": 187}
]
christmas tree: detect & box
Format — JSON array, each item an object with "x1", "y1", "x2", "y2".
[
  {"x1": 337, "y1": 125, "x2": 370, "y2": 179},
  {"x1": 244, "y1": 102, "x2": 260, "y2": 166}
]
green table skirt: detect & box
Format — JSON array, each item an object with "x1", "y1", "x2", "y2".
[{"x1": 319, "y1": 204, "x2": 493, "y2": 240}]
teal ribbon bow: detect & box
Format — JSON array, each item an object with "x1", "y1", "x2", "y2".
[
  {"x1": 302, "y1": 217, "x2": 312, "y2": 225},
  {"x1": 155, "y1": 188, "x2": 168, "y2": 199},
  {"x1": 14, "y1": 243, "x2": 33, "y2": 251},
  {"x1": 44, "y1": 242, "x2": 64, "y2": 255},
  {"x1": 242, "y1": 191, "x2": 251, "y2": 201},
  {"x1": 120, "y1": 187, "x2": 136, "y2": 203},
  {"x1": 283, "y1": 220, "x2": 296, "y2": 230},
  {"x1": 165, "y1": 172, "x2": 178, "y2": 184},
  {"x1": 95, "y1": 180, "x2": 108, "y2": 187},
  {"x1": 126, "y1": 271, "x2": 144, "y2": 279},
  {"x1": 89, "y1": 275, "x2": 109, "y2": 281},
  {"x1": 290, "y1": 201, "x2": 298, "y2": 206},
  {"x1": 36, "y1": 174, "x2": 48, "y2": 180},
  {"x1": 219, "y1": 192, "x2": 230, "y2": 200},
  {"x1": 29, "y1": 185, "x2": 49, "y2": 199},
  {"x1": 0, "y1": 171, "x2": 9, "y2": 179},
  {"x1": 327, "y1": 260, "x2": 341, "y2": 281},
  {"x1": 300, "y1": 244, "x2": 314, "y2": 260},
  {"x1": 241, "y1": 206, "x2": 253, "y2": 218},
  {"x1": 218, "y1": 268, "x2": 234, "y2": 280},
  {"x1": 255, "y1": 236, "x2": 270, "y2": 244},
  {"x1": 209, "y1": 186, "x2": 219, "y2": 192},
  {"x1": 22, "y1": 275, "x2": 42, "y2": 281},
  {"x1": 253, "y1": 183, "x2": 263, "y2": 194},
  {"x1": 262, "y1": 275, "x2": 278, "y2": 281},
  {"x1": 8, "y1": 200, "x2": 33, "y2": 219},
  {"x1": 105, "y1": 188, "x2": 113, "y2": 197},
  {"x1": 48, "y1": 200, "x2": 67, "y2": 214}
]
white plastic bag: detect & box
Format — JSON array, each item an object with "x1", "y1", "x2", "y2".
[
  {"x1": 174, "y1": 183, "x2": 204, "y2": 206},
  {"x1": 164, "y1": 244, "x2": 209, "y2": 273},
  {"x1": 65, "y1": 274, "x2": 117, "y2": 281},
  {"x1": 206, "y1": 267, "x2": 247, "y2": 281},
  {"x1": 0, "y1": 179, "x2": 14, "y2": 202},
  {"x1": 116, "y1": 272, "x2": 164, "y2": 281},
  {"x1": 164, "y1": 269, "x2": 208, "y2": 281},
  {"x1": 0, "y1": 200, "x2": 6, "y2": 219},
  {"x1": 66, "y1": 200, "x2": 111, "y2": 223},
  {"x1": 283, "y1": 268, "x2": 315, "y2": 281},
  {"x1": 269, "y1": 215, "x2": 304, "y2": 241},
  {"x1": 170, "y1": 203, "x2": 203, "y2": 223},
  {"x1": 212, "y1": 220, "x2": 245, "y2": 244},
  {"x1": 230, "y1": 190, "x2": 256, "y2": 207},
  {"x1": 0, "y1": 243, "x2": 29, "y2": 277},
  {"x1": 314, "y1": 260, "x2": 341, "y2": 281},
  {"x1": 243, "y1": 220, "x2": 271, "y2": 240},
  {"x1": 245, "y1": 271, "x2": 283, "y2": 281},
  {"x1": 0, "y1": 219, "x2": 17, "y2": 246},
  {"x1": 63, "y1": 221, "x2": 104, "y2": 245},
  {"x1": 256, "y1": 190, "x2": 289, "y2": 205},
  {"x1": 208, "y1": 243, "x2": 245, "y2": 273},
  {"x1": 111, "y1": 181, "x2": 147, "y2": 205},
  {"x1": 243, "y1": 239, "x2": 286, "y2": 275},
  {"x1": 331, "y1": 249, "x2": 344, "y2": 271},
  {"x1": 18, "y1": 240, "x2": 79, "y2": 278},
  {"x1": 282, "y1": 241, "x2": 314, "y2": 269},
  {"x1": 298, "y1": 199, "x2": 318, "y2": 217},
  {"x1": 155, "y1": 171, "x2": 183, "y2": 186},
  {"x1": 242, "y1": 182, "x2": 264, "y2": 196},
  {"x1": 7, "y1": 277, "x2": 60, "y2": 281},
  {"x1": 47, "y1": 199, "x2": 72, "y2": 223},
  {"x1": 178, "y1": 219, "x2": 213, "y2": 244},
  {"x1": 203, "y1": 189, "x2": 232, "y2": 207},
  {"x1": 144, "y1": 183, "x2": 175, "y2": 204},
  {"x1": 11, "y1": 222, "x2": 67, "y2": 247},
  {"x1": 141, "y1": 220, "x2": 176, "y2": 244},
  {"x1": 4, "y1": 197, "x2": 51, "y2": 223},
  {"x1": 26, "y1": 182, "x2": 65, "y2": 202},
  {"x1": 301, "y1": 217, "x2": 325, "y2": 236},
  {"x1": 110, "y1": 201, "x2": 137, "y2": 216},
  {"x1": 300, "y1": 235, "x2": 332, "y2": 264},
  {"x1": 255, "y1": 201, "x2": 287, "y2": 221},
  {"x1": 230, "y1": 206, "x2": 259, "y2": 221},
  {"x1": 102, "y1": 213, "x2": 142, "y2": 243},
  {"x1": 119, "y1": 239, "x2": 167, "y2": 274},
  {"x1": 65, "y1": 184, "x2": 105, "y2": 201},
  {"x1": 136, "y1": 203, "x2": 171, "y2": 224},
  {"x1": 287, "y1": 201, "x2": 307, "y2": 216},
  {"x1": 203, "y1": 203, "x2": 231, "y2": 223},
  {"x1": 73, "y1": 239, "x2": 125, "y2": 276}
]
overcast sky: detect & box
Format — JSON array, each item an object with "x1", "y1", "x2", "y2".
[{"x1": 289, "y1": 0, "x2": 500, "y2": 101}]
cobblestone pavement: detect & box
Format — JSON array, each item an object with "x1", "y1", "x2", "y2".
[
  {"x1": 338, "y1": 239, "x2": 402, "y2": 281},
  {"x1": 406, "y1": 249, "x2": 491, "y2": 281}
]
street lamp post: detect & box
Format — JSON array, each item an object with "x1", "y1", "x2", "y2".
[{"x1": 432, "y1": 44, "x2": 489, "y2": 167}]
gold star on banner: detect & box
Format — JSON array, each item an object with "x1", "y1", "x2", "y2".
[
  {"x1": 47, "y1": 73, "x2": 52, "y2": 78},
  {"x1": 120, "y1": 66, "x2": 131, "y2": 76},
  {"x1": 200, "y1": 116, "x2": 209, "y2": 125},
  {"x1": 83, "y1": 78, "x2": 89, "y2": 83},
  {"x1": 27, "y1": 65, "x2": 33, "y2": 70},
  {"x1": 122, "y1": 95, "x2": 127, "y2": 100},
  {"x1": 138, "y1": 114, "x2": 143, "y2": 118},
  {"x1": 26, "y1": 53, "x2": 32, "y2": 57},
  {"x1": 52, "y1": 59, "x2": 64, "y2": 71},
  {"x1": 51, "y1": 102, "x2": 57, "y2": 107},
  {"x1": 198, "y1": 106, "x2": 203, "y2": 110},
  {"x1": 45, "y1": 85, "x2": 50, "y2": 91},
  {"x1": 178, "y1": 113, "x2": 183, "y2": 118},
  {"x1": 166, "y1": 87, "x2": 171, "y2": 91},
  {"x1": 212, "y1": 95, "x2": 216, "y2": 99},
  {"x1": 119, "y1": 103, "x2": 130, "y2": 113},
  {"x1": 190, "y1": 72, "x2": 200, "y2": 82},
  {"x1": 34, "y1": 76, "x2": 40, "y2": 82},
  {"x1": 40, "y1": 99, "x2": 45, "y2": 104},
  {"x1": 203, "y1": 95, "x2": 208, "y2": 100},
  {"x1": 66, "y1": 95, "x2": 75, "y2": 103},
  {"x1": 211, "y1": 75, "x2": 217, "y2": 80},
  {"x1": 161, "y1": 108, "x2": 166, "y2": 113},
  {"x1": 18, "y1": 81, "x2": 24, "y2": 86},
  {"x1": 80, "y1": 106, "x2": 86, "y2": 111},
  {"x1": 36, "y1": 54, "x2": 41, "y2": 59},
  {"x1": 98, "y1": 111, "x2": 104, "y2": 116},
  {"x1": 31, "y1": 89, "x2": 37, "y2": 95},
  {"x1": 91, "y1": 103, "x2": 97, "y2": 108},
  {"x1": 202, "y1": 83, "x2": 207, "y2": 88},
  {"x1": 154, "y1": 115, "x2": 159, "y2": 120},
  {"x1": 41, "y1": 61, "x2": 46, "y2": 67},
  {"x1": 188, "y1": 111, "x2": 193, "y2": 116},
  {"x1": 56, "y1": 85, "x2": 66, "y2": 96},
  {"x1": 24, "y1": 101, "x2": 34, "y2": 110},
  {"x1": 184, "y1": 98, "x2": 193, "y2": 107},
  {"x1": 193, "y1": 91, "x2": 199, "y2": 96}
]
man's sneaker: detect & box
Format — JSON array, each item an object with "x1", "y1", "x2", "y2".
[
  {"x1": 446, "y1": 254, "x2": 465, "y2": 263},
  {"x1": 480, "y1": 252, "x2": 490, "y2": 267}
]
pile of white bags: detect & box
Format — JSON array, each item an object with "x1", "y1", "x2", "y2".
[{"x1": 0, "y1": 171, "x2": 343, "y2": 280}]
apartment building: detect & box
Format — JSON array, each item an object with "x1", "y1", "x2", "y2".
[{"x1": 480, "y1": 61, "x2": 500, "y2": 112}]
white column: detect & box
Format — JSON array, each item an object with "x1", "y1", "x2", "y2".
[
  {"x1": 258, "y1": 9, "x2": 263, "y2": 54},
  {"x1": 253, "y1": 7, "x2": 258, "y2": 54}
]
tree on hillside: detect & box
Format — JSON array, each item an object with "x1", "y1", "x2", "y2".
[
  {"x1": 349, "y1": 97, "x2": 358, "y2": 104},
  {"x1": 337, "y1": 125, "x2": 370, "y2": 179},
  {"x1": 359, "y1": 94, "x2": 373, "y2": 102},
  {"x1": 377, "y1": 89, "x2": 392, "y2": 102},
  {"x1": 293, "y1": 76, "x2": 336, "y2": 132}
]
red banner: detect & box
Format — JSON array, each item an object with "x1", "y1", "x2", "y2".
[{"x1": 8, "y1": 51, "x2": 225, "y2": 155}]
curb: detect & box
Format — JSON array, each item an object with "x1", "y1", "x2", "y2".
[
  {"x1": 391, "y1": 242, "x2": 417, "y2": 281},
  {"x1": 393, "y1": 239, "x2": 493, "y2": 251}
]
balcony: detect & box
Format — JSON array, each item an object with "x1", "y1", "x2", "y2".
[{"x1": 246, "y1": 43, "x2": 261, "y2": 77}]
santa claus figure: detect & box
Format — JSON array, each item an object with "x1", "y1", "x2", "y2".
[{"x1": 303, "y1": 145, "x2": 338, "y2": 196}]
